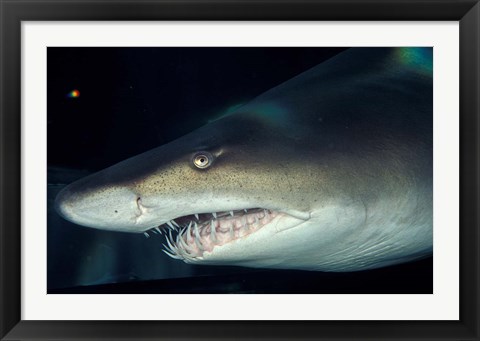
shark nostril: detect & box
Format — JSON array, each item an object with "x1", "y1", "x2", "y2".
[{"x1": 136, "y1": 197, "x2": 147, "y2": 215}]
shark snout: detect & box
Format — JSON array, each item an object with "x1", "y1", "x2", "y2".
[{"x1": 55, "y1": 181, "x2": 148, "y2": 232}]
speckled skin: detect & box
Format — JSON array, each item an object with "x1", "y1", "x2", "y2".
[{"x1": 56, "y1": 48, "x2": 433, "y2": 271}]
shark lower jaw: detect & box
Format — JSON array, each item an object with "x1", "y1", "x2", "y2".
[{"x1": 149, "y1": 208, "x2": 307, "y2": 262}]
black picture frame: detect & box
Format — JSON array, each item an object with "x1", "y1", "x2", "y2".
[{"x1": 1, "y1": 0, "x2": 478, "y2": 340}]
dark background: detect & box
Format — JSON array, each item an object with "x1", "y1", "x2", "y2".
[{"x1": 47, "y1": 47, "x2": 432, "y2": 293}]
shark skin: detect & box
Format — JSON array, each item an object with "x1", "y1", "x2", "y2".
[{"x1": 55, "y1": 47, "x2": 433, "y2": 272}]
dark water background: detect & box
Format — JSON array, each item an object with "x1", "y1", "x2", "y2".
[{"x1": 47, "y1": 47, "x2": 432, "y2": 294}]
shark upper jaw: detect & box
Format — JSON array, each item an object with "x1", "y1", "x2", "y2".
[
  {"x1": 55, "y1": 174, "x2": 310, "y2": 239},
  {"x1": 56, "y1": 179, "x2": 310, "y2": 261},
  {"x1": 144, "y1": 207, "x2": 310, "y2": 262}
]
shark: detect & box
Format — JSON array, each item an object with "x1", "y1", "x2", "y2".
[{"x1": 55, "y1": 47, "x2": 433, "y2": 272}]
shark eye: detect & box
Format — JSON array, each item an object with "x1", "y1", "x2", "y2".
[{"x1": 193, "y1": 152, "x2": 213, "y2": 169}]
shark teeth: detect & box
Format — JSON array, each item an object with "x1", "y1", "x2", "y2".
[
  {"x1": 186, "y1": 221, "x2": 193, "y2": 243},
  {"x1": 193, "y1": 222, "x2": 205, "y2": 251},
  {"x1": 156, "y1": 208, "x2": 279, "y2": 262},
  {"x1": 242, "y1": 216, "x2": 248, "y2": 230},
  {"x1": 210, "y1": 220, "x2": 217, "y2": 243},
  {"x1": 144, "y1": 208, "x2": 280, "y2": 261},
  {"x1": 162, "y1": 247, "x2": 183, "y2": 260}
]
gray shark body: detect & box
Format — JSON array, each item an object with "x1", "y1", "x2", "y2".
[{"x1": 55, "y1": 47, "x2": 433, "y2": 272}]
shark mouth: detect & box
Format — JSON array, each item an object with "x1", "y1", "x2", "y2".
[{"x1": 144, "y1": 208, "x2": 280, "y2": 261}]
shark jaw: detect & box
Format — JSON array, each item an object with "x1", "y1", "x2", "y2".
[{"x1": 143, "y1": 208, "x2": 309, "y2": 263}]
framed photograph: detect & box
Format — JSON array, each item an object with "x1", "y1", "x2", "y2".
[
  {"x1": 1, "y1": 0, "x2": 478, "y2": 340},
  {"x1": 46, "y1": 46, "x2": 437, "y2": 297}
]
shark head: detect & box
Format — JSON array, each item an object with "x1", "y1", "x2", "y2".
[
  {"x1": 55, "y1": 48, "x2": 433, "y2": 272},
  {"x1": 55, "y1": 112, "x2": 311, "y2": 228},
  {"x1": 55, "y1": 111, "x2": 318, "y2": 268}
]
